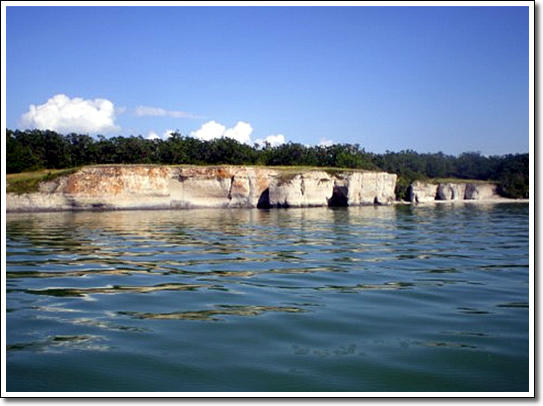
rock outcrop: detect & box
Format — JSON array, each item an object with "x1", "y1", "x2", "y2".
[
  {"x1": 334, "y1": 172, "x2": 398, "y2": 206},
  {"x1": 6, "y1": 165, "x2": 398, "y2": 212},
  {"x1": 464, "y1": 183, "x2": 500, "y2": 200},
  {"x1": 409, "y1": 181, "x2": 438, "y2": 203},
  {"x1": 170, "y1": 166, "x2": 275, "y2": 209},
  {"x1": 436, "y1": 183, "x2": 467, "y2": 201},
  {"x1": 267, "y1": 171, "x2": 334, "y2": 208},
  {"x1": 409, "y1": 180, "x2": 500, "y2": 203}
]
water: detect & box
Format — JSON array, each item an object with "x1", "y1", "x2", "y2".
[{"x1": 5, "y1": 203, "x2": 530, "y2": 393}]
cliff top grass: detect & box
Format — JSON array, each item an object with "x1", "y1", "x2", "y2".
[
  {"x1": 80, "y1": 163, "x2": 369, "y2": 173},
  {"x1": 273, "y1": 167, "x2": 367, "y2": 185},
  {"x1": 6, "y1": 168, "x2": 79, "y2": 195},
  {"x1": 426, "y1": 178, "x2": 498, "y2": 185}
]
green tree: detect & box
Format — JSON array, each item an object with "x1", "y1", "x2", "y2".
[
  {"x1": 67, "y1": 133, "x2": 97, "y2": 167},
  {"x1": 43, "y1": 130, "x2": 72, "y2": 169},
  {"x1": 6, "y1": 130, "x2": 40, "y2": 173}
]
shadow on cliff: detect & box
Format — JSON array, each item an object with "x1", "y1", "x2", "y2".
[
  {"x1": 328, "y1": 186, "x2": 348, "y2": 207},
  {"x1": 257, "y1": 188, "x2": 271, "y2": 208},
  {"x1": 257, "y1": 186, "x2": 350, "y2": 208}
]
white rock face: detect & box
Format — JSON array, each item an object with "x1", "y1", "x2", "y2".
[
  {"x1": 436, "y1": 183, "x2": 467, "y2": 201},
  {"x1": 464, "y1": 183, "x2": 499, "y2": 200},
  {"x1": 268, "y1": 171, "x2": 334, "y2": 208},
  {"x1": 169, "y1": 167, "x2": 276, "y2": 208},
  {"x1": 409, "y1": 181, "x2": 438, "y2": 203},
  {"x1": 338, "y1": 172, "x2": 398, "y2": 205},
  {"x1": 411, "y1": 181, "x2": 500, "y2": 203},
  {"x1": 6, "y1": 193, "x2": 74, "y2": 212},
  {"x1": 6, "y1": 165, "x2": 397, "y2": 212}
]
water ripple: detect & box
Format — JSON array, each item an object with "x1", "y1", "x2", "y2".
[
  {"x1": 6, "y1": 204, "x2": 530, "y2": 392},
  {"x1": 119, "y1": 305, "x2": 306, "y2": 322}
]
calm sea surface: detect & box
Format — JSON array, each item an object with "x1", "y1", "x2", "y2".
[{"x1": 5, "y1": 203, "x2": 530, "y2": 393}]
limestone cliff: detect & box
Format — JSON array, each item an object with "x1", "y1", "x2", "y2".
[
  {"x1": 334, "y1": 172, "x2": 398, "y2": 206},
  {"x1": 6, "y1": 165, "x2": 398, "y2": 212},
  {"x1": 409, "y1": 181, "x2": 438, "y2": 203},
  {"x1": 409, "y1": 180, "x2": 500, "y2": 203},
  {"x1": 268, "y1": 171, "x2": 334, "y2": 208}
]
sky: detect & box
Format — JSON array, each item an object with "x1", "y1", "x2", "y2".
[{"x1": 4, "y1": 3, "x2": 532, "y2": 156}]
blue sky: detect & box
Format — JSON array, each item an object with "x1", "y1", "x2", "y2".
[{"x1": 5, "y1": 4, "x2": 531, "y2": 155}]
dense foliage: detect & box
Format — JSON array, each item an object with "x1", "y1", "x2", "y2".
[{"x1": 6, "y1": 129, "x2": 529, "y2": 199}]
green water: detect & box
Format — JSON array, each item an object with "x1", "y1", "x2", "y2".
[{"x1": 5, "y1": 204, "x2": 530, "y2": 393}]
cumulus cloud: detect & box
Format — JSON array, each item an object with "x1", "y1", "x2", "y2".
[
  {"x1": 191, "y1": 120, "x2": 227, "y2": 141},
  {"x1": 190, "y1": 120, "x2": 287, "y2": 147},
  {"x1": 146, "y1": 131, "x2": 160, "y2": 140},
  {"x1": 319, "y1": 138, "x2": 335, "y2": 147},
  {"x1": 163, "y1": 129, "x2": 175, "y2": 138},
  {"x1": 146, "y1": 129, "x2": 175, "y2": 140},
  {"x1": 190, "y1": 120, "x2": 254, "y2": 145},
  {"x1": 135, "y1": 106, "x2": 203, "y2": 119},
  {"x1": 255, "y1": 134, "x2": 286, "y2": 148},
  {"x1": 223, "y1": 122, "x2": 253, "y2": 144},
  {"x1": 20, "y1": 94, "x2": 120, "y2": 134}
]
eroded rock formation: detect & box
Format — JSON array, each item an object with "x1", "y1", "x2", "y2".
[
  {"x1": 268, "y1": 171, "x2": 334, "y2": 208},
  {"x1": 6, "y1": 165, "x2": 398, "y2": 212},
  {"x1": 410, "y1": 180, "x2": 500, "y2": 203}
]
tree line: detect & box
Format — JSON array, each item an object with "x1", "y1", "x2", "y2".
[{"x1": 6, "y1": 129, "x2": 529, "y2": 199}]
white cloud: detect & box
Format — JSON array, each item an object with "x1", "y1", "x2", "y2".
[
  {"x1": 146, "y1": 131, "x2": 160, "y2": 140},
  {"x1": 223, "y1": 122, "x2": 253, "y2": 144},
  {"x1": 191, "y1": 120, "x2": 226, "y2": 141},
  {"x1": 146, "y1": 129, "x2": 175, "y2": 140},
  {"x1": 255, "y1": 134, "x2": 286, "y2": 148},
  {"x1": 190, "y1": 120, "x2": 254, "y2": 145},
  {"x1": 319, "y1": 138, "x2": 335, "y2": 147},
  {"x1": 162, "y1": 129, "x2": 175, "y2": 139},
  {"x1": 20, "y1": 94, "x2": 120, "y2": 134},
  {"x1": 135, "y1": 105, "x2": 202, "y2": 119},
  {"x1": 191, "y1": 120, "x2": 286, "y2": 147}
]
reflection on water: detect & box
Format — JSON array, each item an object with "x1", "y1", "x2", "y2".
[
  {"x1": 6, "y1": 204, "x2": 530, "y2": 392},
  {"x1": 120, "y1": 305, "x2": 306, "y2": 321},
  {"x1": 7, "y1": 334, "x2": 110, "y2": 353},
  {"x1": 23, "y1": 282, "x2": 224, "y2": 297}
]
